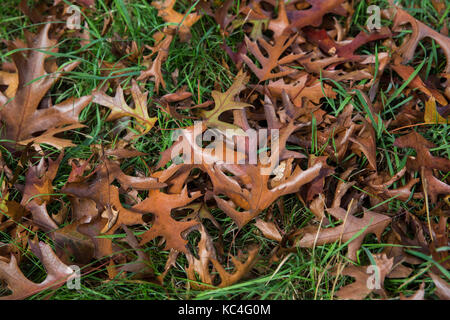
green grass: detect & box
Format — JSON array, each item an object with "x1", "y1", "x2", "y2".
[{"x1": 0, "y1": 0, "x2": 449, "y2": 300}]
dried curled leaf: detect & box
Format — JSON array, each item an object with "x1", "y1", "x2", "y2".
[{"x1": 185, "y1": 225, "x2": 259, "y2": 289}]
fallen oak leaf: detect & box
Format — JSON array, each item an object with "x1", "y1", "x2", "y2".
[
  {"x1": 392, "y1": 64, "x2": 447, "y2": 106},
  {"x1": 199, "y1": 70, "x2": 252, "y2": 131},
  {"x1": 266, "y1": 74, "x2": 336, "y2": 107},
  {"x1": 18, "y1": 123, "x2": 87, "y2": 150},
  {"x1": 304, "y1": 27, "x2": 392, "y2": 59},
  {"x1": 241, "y1": 34, "x2": 303, "y2": 81},
  {"x1": 118, "y1": 225, "x2": 155, "y2": 279},
  {"x1": 209, "y1": 122, "x2": 323, "y2": 228},
  {"x1": 151, "y1": 0, "x2": 201, "y2": 42},
  {"x1": 186, "y1": 225, "x2": 259, "y2": 289},
  {"x1": 0, "y1": 23, "x2": 92, "y2": 151},
  {"x1": 137, "y1": 31, "x2": 173, "y2": 92},
  {"x1": 293, "y1": 206, "x2": 391, "y2": 261},
  {"x1": 19, "y1": 153, "x2": 64, "y2": 232},
  {"x1": 393, "y1": 131, "x2": 450, "y2": 172},
  {"x1": 254, "y1": 218, "x2": 283, "y2": 242},
  {"x1": 394, "y1": 131, "x2": 450, "y2": 203},
  {"x1": 333, "y1": 253, "x2": 394, "y2": 300},
  {"x1": 429, "y1": 272, "x2": 450, "y2": 299},
  {"x1": 0, "y1": 241, "x2": 75, "y2": 300},
  {"x1": 62, "y1": 159, "x2": 166, "y2": 233},
  {"x1": 392, "y1": 8, "x2": 450, "y2": 75},
  {"x1": 93, "y1": 80, "x2": 157, "y2": 135},
  {"x1": 286, "y1": 0, "x2": 346, "y2": 33},
  {"x1": 267, "y1": 0, "x2": 290, "y2": 39},
  {"x1": 133, "y1": 187, "x2": 202, "y2": 253}
]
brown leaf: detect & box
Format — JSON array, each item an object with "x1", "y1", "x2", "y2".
[
  {"x1": 0, "y1": 24, "x2": 92, "y2": 151},
  {"x1": 392, "y1": 64, "x2": 447, "y2": 106},
  {"x1": 334, "y1": 253, "x2": 393, "y2": 300},
  {"x1": 394, "y1": 131, "x2": 450, "y2": 172},
  {"x1": 186, "y1": 225, "x2": 259, "y2": 289},
  {"x1": 429, "y1": 272, "x2": 450, "y2": 300},
  {"x1": 134, "y1": 187, "x2": 202, "y2": 253},
  {"x1": 199, "y1": 71, "x2": 252, "y2": 131},
  {"x1": 0, "y1": 241, "x2": 75, "y2": 300},
  {"x1": 241, "y1": 34, "x2": 303, "y2": 81},
  {"x1": 151, "y1": 0, "x2": 201, "y2": 42},
  {"x1": 392, "y1": 8, "x2": 450, "y2": 75},
  {"x1": 286, "y1": 0, "x2": 346, "y2": 33},
  {"x1": 294, "y1": 205, "x2": 391, "y2": 261},
  {"x1": 118, "y1": 225, "x2": 155, "y2": 279},
  {"x1": 137, "y1": 31, "x2": 173, "y2": 92},
  {"x1": 93, "y1": 80, "x2": 157, "y2": 135},
  {"x1": 255, "y1": 218, "x2": 282, "y2": 242}
]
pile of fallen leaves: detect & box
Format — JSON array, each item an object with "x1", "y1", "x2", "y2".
[{"x1": 0, "y1": 0, "x2": 449, "y2": 300}]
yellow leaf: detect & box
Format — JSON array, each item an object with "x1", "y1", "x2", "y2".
[{"x1": 424, "y1": 98, "x2": 449, "y2": 124}]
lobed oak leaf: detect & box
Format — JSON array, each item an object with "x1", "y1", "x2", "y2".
[
  {"x1": 392, "y1": 64, "x2": 447, "y2": 106},
  {"x1": 304, "y1": 27, "x2": 391, "y2": 59},
  {"x1": 0, "y1": 24, "x2": 92, "y2": 151},
  {"x1": 118, "y1": 225, "x2": 155, "y2": 279},
  {"x1": 294, "y1": 206, "x2": 391, "y2": 261},
  {"x1": 241, "y1": 34, "x2": 303, "y2": 81},
  {"x1": 212, "y1": 157, "x2": 322, "y2": 228},
  {"x1": 185, "y1": 225, "x2": 259, "y2": 289},
  {"x1": 52, "y1": 220, "x2": 95, "y2": 265},
  {"x1": 334, "y1": 253, "x2": 394, "y2": 300},
  {"x1": 93, "y1": 80, "x2": 157, "y2": 135},
  {"x1": 267, "y1": 0, "x2": 290, "y2": 39},
  {"x1": 137, "y1": 31, "x2": 173, "y2": 92},
  {"x1": 62, "y1": 159, "x2": 166, "y2": 234},
  {"x1": 267, "y1": 74, "x2": 336, "y2": 107},
  {"x1": 134, "y1": 187, "x2": 202, "y2": 253},
  {"x1": 394, "y1": 131, "x2": 450, "y2": 172},
  {"x1": 394, "y1": 131, "x2": 450, "y2": 203},
  {"x1": 392, "y1": 8, "x2": 450, "y2": 76},
  {"x1": 0, "y1": 241, "x2": 75, "y2": 300},
  {"x1": 200, "y1": 71, "x2": 252, "y2": 131},
  {"x1": 151, "y1": 0, "x2": 202, "y2": 42},
  {"x1": 429, "y1": 272, "x2": 450, "y2": 299}
]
